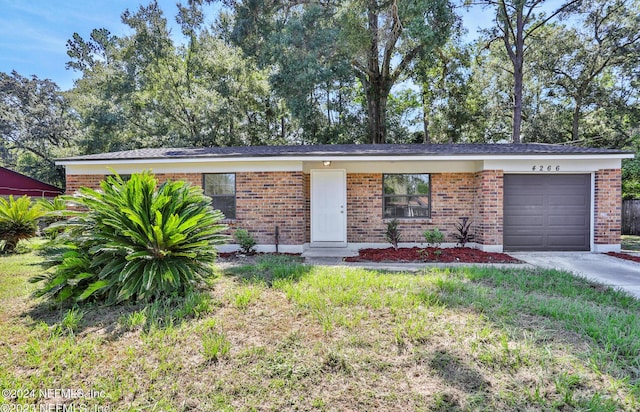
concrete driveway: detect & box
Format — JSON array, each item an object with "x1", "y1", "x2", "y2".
[{"x1": 509, "y1": 252, "x2": 640, "y2": 299}]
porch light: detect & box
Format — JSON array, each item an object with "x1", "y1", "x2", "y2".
[{"x1": 323, "y1": 161, "x2": 332, "y2": 166}]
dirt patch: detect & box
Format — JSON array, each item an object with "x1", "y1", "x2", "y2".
[
  {"x1": 605, "y1": 252, "x2": 640, "y2": 263},
  {"x1": 344, "y1": 247, "x2": 521, "y2": 264}
]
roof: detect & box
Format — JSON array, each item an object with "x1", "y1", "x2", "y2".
[
  {"x1": 57, "y1": 143, "x2": 633, "y2": 163},
  {"x1": 0, "y1": 167, "x2": 63, "y2": 198}
]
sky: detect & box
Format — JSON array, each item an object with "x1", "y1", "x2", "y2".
[{"x1": 0, "y1": 0, "x2": 498, "y2": 91}]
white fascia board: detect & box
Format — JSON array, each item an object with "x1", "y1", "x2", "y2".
[
  {"x1": 484, "y1": 157, "x2": 626, "y2": 173},
  {"x1": 63, "y1": 160, "x2": 304, "y2": 175},
  {"x1": 56, "y1": 152, "x2": 634, "y2": 167}
]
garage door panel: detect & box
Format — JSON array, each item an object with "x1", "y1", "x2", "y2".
[
  {"x1": 504, "y1": 215, "x2": 544, "y2": 226},
  {"x1": 504, "y1": 174, "x2": 590, "y2": 251},
  {"x1": 505, "y1": 195, "x2": 544, "y2": 207},
  {"x1": 548, "y1": 194, "x2": 587, "y2": 206},
  {"x1": 547, "y1": 235, "x2": 589, "y2": 246},
  {"x1": 548, "y1": 215, "x2": 588, "y2": 226}
]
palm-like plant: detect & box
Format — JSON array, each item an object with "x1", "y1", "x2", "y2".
[
  {"x1": 33, "y1": 172, "x2": 228, "y2": 304},
  {"x1": 0, "y1": 195, "x2": 45, "y2": 253}
]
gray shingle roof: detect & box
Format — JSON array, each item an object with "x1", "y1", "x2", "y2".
[{"x1": 57, "y1": 143, "x2": 632, "y2": 162}]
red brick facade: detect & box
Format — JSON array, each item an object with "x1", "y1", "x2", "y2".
[
  {"x1": 594, "y1": 169, "x2": 622, "y2": 245},
  {"x1": 65, "y1": 167, "x2": 622, "y2": 250},
  {"x1": 473, "y1": 170, "x2": 504, "y2": 246},
  {"x1": 345, "y1": 173, "x2": 477, "y2": 244}
]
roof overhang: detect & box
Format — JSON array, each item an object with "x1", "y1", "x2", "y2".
[{"x1": 56, "y1": 152, "x2": 634, "y2": 167}]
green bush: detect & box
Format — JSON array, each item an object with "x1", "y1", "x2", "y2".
[
  {"x1": 0, "y1": 195, "x2": 45, "y2": 253},
  {"x1": 37, "y1": 197, "x2": 67, "y2": 238},
  {"x1": 424, "y1": 227, "x2": 444, "y2": 248},
  {"x1": 234, "y1": 228, "x2": 257, "y2": 254},
  {"x1": 384, "y1": 219, "x2": 401, "y2": 250},
  {"x1": 31, "y1": 172, "x2": 227, "y2": 304}
]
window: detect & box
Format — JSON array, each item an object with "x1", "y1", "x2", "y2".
[
  {"x1": 203, "y1": 173, "x2": 236, "y2": 219},
  {"x1": 383, "y1": 174, "x2": 430, "y2": 218}
]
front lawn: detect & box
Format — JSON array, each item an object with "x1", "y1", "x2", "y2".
[{"x1": 1, "y1": 245, "x2": 639, "y2": 411}]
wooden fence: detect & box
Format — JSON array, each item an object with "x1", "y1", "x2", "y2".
[{"x1": 622, "y1": 199, "x2": 640, "y2": 235}]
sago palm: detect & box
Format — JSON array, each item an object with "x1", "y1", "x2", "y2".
[
  {"x1": 0, "y1": 195, "x2": 45, "y2": 253},
  {"x1": 33, "y1": 172, "x2": 227, "y2": 303}
]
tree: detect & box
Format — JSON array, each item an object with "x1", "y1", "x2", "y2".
[
  {"x1": 476, "y1": 0, "x2": 580, "y2": 143},
  {"x1": 0, "y1": 71, "x2": 77, "y2": 186},
  {"x1": 67, "y1": 1, "x2": 281, "y2": 153},
  {"x1": 414, "y1": 38, "x2": 474, "y2": 143},
  {"x1": 339, "y1": 0, "x2": 456, "y2": 143},
  {"x1": 219, "y1": 0, "x2": 455, "y2": 144},
  {"x1": 534, "y1": 0, "x2": 640, "y2": 144}
]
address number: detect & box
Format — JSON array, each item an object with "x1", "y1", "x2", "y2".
[{"x1": 532, "y1": 165, "x2": 560, "y2": 172}]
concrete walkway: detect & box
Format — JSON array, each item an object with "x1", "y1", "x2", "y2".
[{"x1": 510, "y1": 252, "x2": 640, "y2": 299}]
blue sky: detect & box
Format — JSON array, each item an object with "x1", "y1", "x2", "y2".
[{"x1": 0, "y1": 0, "x2": 495, "y2": 91}]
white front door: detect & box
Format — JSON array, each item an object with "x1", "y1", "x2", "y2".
[{"x1": 311, "y1": 170, "x2": 346, "y2": 244}]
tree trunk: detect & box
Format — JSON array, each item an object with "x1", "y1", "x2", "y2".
[
  {"x1": 422, "y1": 90, "x2": 430, "y2": 144},
  {"x1": 572, "y1": 95, "x2": 582, "y2": 142},
  {"x1": 512, "y1": 7, "x2": 525, "y2": 144}
]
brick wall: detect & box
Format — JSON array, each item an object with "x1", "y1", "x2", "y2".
[
  {"x1": 65, "y1": 171, "x2": 306, "y2": 245},
  {"x1": 346, "y1": 173, "x2": 477, "y2": 244},
  {"x1": 235, "y1": 171, "x2": 306, "y2": 245},
  {"x1": 595, "y1": 169, "x2": 622, "y2": 245},
  {"x1": 473, "y1": 170, "x2": 503, "y2": 246}
]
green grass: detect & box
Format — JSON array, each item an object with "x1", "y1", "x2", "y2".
[
  {"x1": 1, "y1": 248, "x2": 639, "y2": 410},
  {"x1": 622, "y1": 235, "x2": 640, "y2": 251}
]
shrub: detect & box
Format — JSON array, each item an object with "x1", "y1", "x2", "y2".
[
  {"x1": 37, "y1": 197, "x2": 67, "y2": 238},
  {"x1": 384, "y1": 219, "x2": 401, "y2": 250},
  {"x1": 234, "y1": 228, "x2": 257, "y2": 254},
  {"x1": 0, "y1": 195, "x2": 45, "y2": 253},
  {"x1": 453, "y1": 217, "x2": 475, "y2": 247},
  {"x1": 31, "y1": 172, "x2": 227, "y2": 304},
  {"x1": 424, "y1": 227, "x2": 444, "y2": 248}
]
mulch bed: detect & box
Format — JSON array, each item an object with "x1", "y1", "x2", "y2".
[
  {"x1": 218, "y1": 251, "x2": 301, "y2": 263},
  {"x1": 343, "y1": 247, "x2": 522, "y2": 264},
  {"x1": 605, "y1": 252, "x2": 640, "y2": 263}
]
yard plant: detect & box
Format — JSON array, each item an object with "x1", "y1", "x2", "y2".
[
  {"x1": 32, "y1": 172, "x2": 227, "y2": 304},
  {"x1": 0, "y1": 195, "x2": 45, "y2": 253}
]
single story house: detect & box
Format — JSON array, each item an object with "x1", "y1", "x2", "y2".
[
  {"x1": 0, "y1": 166, "x2": 63, "y2": 199},
  {"x1": 56, "y1": 143, "x2": 633, "y2": 253}
]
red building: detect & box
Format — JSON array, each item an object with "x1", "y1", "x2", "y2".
[{"x1": 0, "y1": 167, "x2": 63, "y2": 198}]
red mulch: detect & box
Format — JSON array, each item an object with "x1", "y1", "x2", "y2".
[
  {"x1": 344, "y1": 247, "x2": 521, "y2": 264},
  {"x1": 218, "y1": 251, "x2": 301, "y2": 259},
  {"x1": 606, "y1": 252, "x2": 640, "y2": 263}
]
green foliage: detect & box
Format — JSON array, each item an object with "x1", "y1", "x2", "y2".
[
  {"x1": 234, "y1": 228, "x2": 256, "y2": 254},
  {"x1": 424, "y1": 227, "x2": 444, "y2": 248},
  {"x1": 201, "y1": 331, "x2": 231, "y2": 362},
  {"x1": 384, "y1": 219, "x2": 402, "y2": 250},
  {"x1": 453, "y1": 217, "x2": 475, "y2": 247},
  {"x1": 37, "y1": 197, "x2": 67, "y2": 238},
  {"x1": 0, "y1": 71, "x2": 76, "y2": 187},
  {"x1": 31, "y1": 172, "x2": 227, "y2": 304},
  {"x1": 0, "y1": 195, "x2": 45, "y2": 253}
]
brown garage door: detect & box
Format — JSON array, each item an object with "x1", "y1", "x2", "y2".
[{"x1": 503, "y1": 174, "x2": 590, "y2": 251}]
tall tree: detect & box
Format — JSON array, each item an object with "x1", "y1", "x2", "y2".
[
  {"x1": 534, "y1": 0, "x2": 640, "y2": 143},
  {"x1": 476, "y1": 0, "x2": 580, "y2": 143},
  {"x1": 67, "y1": 1, "x2": 280, "y2": 153},
  {"x1": 219, "y1": 0, "x2": 455, "y2": 143},
  {"x1": 0, "y1": 71, "x2": 77, "y2": 186}
]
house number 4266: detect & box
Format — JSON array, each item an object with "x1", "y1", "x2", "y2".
[{"x1": 532, "y1": 165, "x2": 560, "y2": 172}]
